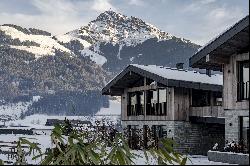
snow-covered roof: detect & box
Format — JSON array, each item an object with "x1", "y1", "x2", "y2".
[
  {"x1": 190, "y1": 15, "x2": 249, "y2": 70},
  {"x1": 131, "y1": 64, "x2": 222, "y2": 85},
  {"x1": 102, "y1": 64, "x2": 223, "y2": 95}
]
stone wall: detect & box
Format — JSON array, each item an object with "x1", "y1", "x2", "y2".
[
  {"x1": 171, "y1": 122, "x2": 224, "y2": 155},
  {"x1": 208, "y1": 150, "x2": 249, "y2": 165},
  {"x1": 122, "y1": 120, "x2": 225, "y2": 155},
  {"x1": 225, "y1": 109, "x2": 249, "y2": 142}
]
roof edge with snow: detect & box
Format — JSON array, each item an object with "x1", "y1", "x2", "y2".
[
  {"x1": 189, "y1": 15, "x2": 249, "y2": 70},
  {"x1": 102, "y1": 64, "x2": 222, "y2": 96}
]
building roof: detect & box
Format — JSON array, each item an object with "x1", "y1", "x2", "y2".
[
  {"x1": 189, "y1": 15, "x2": 249, "y2": 70},
  {"x1": 102, "y1": 64, "x2": 222, "y2": 96}
]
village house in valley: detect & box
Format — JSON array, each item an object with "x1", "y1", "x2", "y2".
[
  {"x1": 189, "y1": 15, "x2": 249, "y2": 152},
  {"x1": 102, "y1": 64, "x2": 224, "y2": 154}
]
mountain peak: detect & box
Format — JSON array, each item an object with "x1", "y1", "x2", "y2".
[
  {"x1": 102, "y1": 10, "x2": 118, "y2": 16},
  {"x1": 94, "y1": 10, "x2": 128, "y2": 23},
  {"x1": 72, "y1": 11, "x2": 177, "y2": 46}
]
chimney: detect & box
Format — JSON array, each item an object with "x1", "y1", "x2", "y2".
[
  {"x1": 206, "y1": 69, "x2": 211, "y2": 77},
  {"x1": 176, "y1": 63, "x2": 184, "y2": 69}
]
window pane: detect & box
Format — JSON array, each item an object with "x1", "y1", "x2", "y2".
[
  {"x1": 237, "y1": 61, "x2": 249, "y2": 100},
  {"x1": 192, "y1": 89, "x2": 210, "y2": 106},
  {"x1": 129, "y1": 93, "x2": 137, "y2": 116},
  {"x1": 128, "y1": 92, "x2": 144, "y2": 116},
  {"x1": 243, "y1": 63, "x2": 249, "y2": 83},
  {"x1": 243, "y1": 62, "x2": 249, "y2": 99},
  {"x1": 240, "y1": 116, "x2": 249, "y2": 152},
  {"x1": 138, "y1": 91, "x2": 144, "y2": 115},
  {"x1": 159, "y1": 89, "x2": 167, "y2": 115},
  {"x1": 146, "y1": 90, "x2": 158, "y2": 115}
]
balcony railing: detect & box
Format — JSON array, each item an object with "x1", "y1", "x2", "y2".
[
  {"x1": 127, "y1": 103, "x2": 167, "y2": 116},
  {"x1": 127, "y1": 104, "x2": 144, "y2": 116},
  {"x1": 189, "y1": 106, "x2": 224, "y2": 118},
  {"x1": 237, "y1": 81, "x2": 249, "y2": 101}
]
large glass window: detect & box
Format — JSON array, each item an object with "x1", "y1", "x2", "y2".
[
  {"x1": 192, "y1": 89, "x2": 211, "y2": 107},
  {"x1": 146, "y1": 89, "x2": 167, "y2": 116},
  {"x1": 146, "y1": 90, "x2": 158, "y2": 115},
  {"x1": 128, "y1": 89, "x2": 167, "y2": 116},
  {"x1": 128, "y1": 91, "x2": 144, "y2": 116},
  {"x1": 159, "y1": 89, "x2": 167, "y2": 115},
  {"x1": 128, "y1": 92, "x2": 137, "y2": 116},
  {"x1": 240, "y1": 116, "x2": 249, "y2": 152},
  {"x1": 237, "y1": 61, "x2": 249, "y2": 101},
  {"x1": 139, "y1": 91, "x2": 145, "y2": 115}
]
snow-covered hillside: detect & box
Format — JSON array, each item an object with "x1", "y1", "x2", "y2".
[
  {"x1": 0, "y1": 96, "x2": 41, "y2": 120},
  {"x1": 0, "y1": 25, "x2": 73, "y2": 58}
]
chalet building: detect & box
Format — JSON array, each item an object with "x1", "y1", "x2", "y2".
[
  {"x1": 189, "y1": 15, "x2": 249, "y2": 151},
  {"x1": 102, "y1": 64, "x2": 224, "y2": 154}
]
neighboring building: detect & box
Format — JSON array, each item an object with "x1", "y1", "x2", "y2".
[
  {"x1": 189, "y1": 15, "x2": 249, "y2": 151},
  {"x1": 32, "y1": 126, "x2": 54, "y2": 135},
  {"x1": 45, "y1": 119, "x2": 92, "y2": 127},
  {"x1": 102, "y1": 64, "x2": 224, "y2": 154}
]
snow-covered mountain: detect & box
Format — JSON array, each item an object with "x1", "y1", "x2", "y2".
[
  {"x1": 0, "y1": 24, "x2": 109, "y2": 118},
  {"x1": 0, "y1": 10, "x2": 200, "y2": 118},
  {"x1": 57, "y1": 10, "x2": 175, "y2": 46},
  {"x1": 55, "y1": 10, "x2": 200, "y2": 71}
]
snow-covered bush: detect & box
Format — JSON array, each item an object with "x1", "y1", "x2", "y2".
[{"x1": 212, "y1": 140, "x2": 248, "y2": 154}]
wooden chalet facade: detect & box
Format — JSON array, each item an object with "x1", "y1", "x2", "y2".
[
  {"x1": 190, "y1": 15, "x2": 249, "y2": 152},
  {"x1": 102, "y1": 64, "x2": 224, "y2": 154}
]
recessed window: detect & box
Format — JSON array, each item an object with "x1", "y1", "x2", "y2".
[
  {"x1": 159, "y1": 89, "x2": 167, "y2": 115},
  {"x1": 128, "y1": 89, "x2": 167, "y2": 116},
  {"x1": 146, "y1": 90, "x2": 158, "y2": 115},
  {"x1": 213, "y1": 91, "x2": 222, "y2": 106},
  {"x1": 146, "y1": 89, "x2": 167, "y2": 116},
  {"x1": 127, "y1": 91, "x2": 144, "y2": 116},
  {"x1": 240, "y1": 116, "x2": 249, "y2": 152},
  {"x1": 237, "y1": 60, "x2": 249, "y2": 101},
  {"x1": 192, "y1": 89, "x2": 211, "y2": 107}
]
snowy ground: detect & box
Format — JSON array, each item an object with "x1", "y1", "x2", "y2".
[
  {"x1": 0, "y1": 96, "x2": 41, "y2": 121},
  {"x1": 0, "y1": 99, "x2": 235, "y2": 165},
  {"x1": 0, "y1": 99, "x2": 121, "y2": 128},
  {"x1": 0, "y1": 133, "x2": 235, "y2": 165}
]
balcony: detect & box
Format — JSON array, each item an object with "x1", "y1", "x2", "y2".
[{"x1": 189, "y1": 106, "x2": 224, "y2": 118}]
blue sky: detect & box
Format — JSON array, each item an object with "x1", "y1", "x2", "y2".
[{"x1": 0, "y1": 0, "x2": 248, "y2": 45}]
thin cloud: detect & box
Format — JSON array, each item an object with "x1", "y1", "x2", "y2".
[
  {"x1": 91, "y1": 0, "x2": 117, "y2": 12},
  {"x1": 0, "y1": 0, "x2": 100, "y2": 35},
  {"x1": 128, "y1": 0, "x2": 146, "y2": 6},
  {"x1": 0, "y1": 0, "x2": 248, "y2": 45}
]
